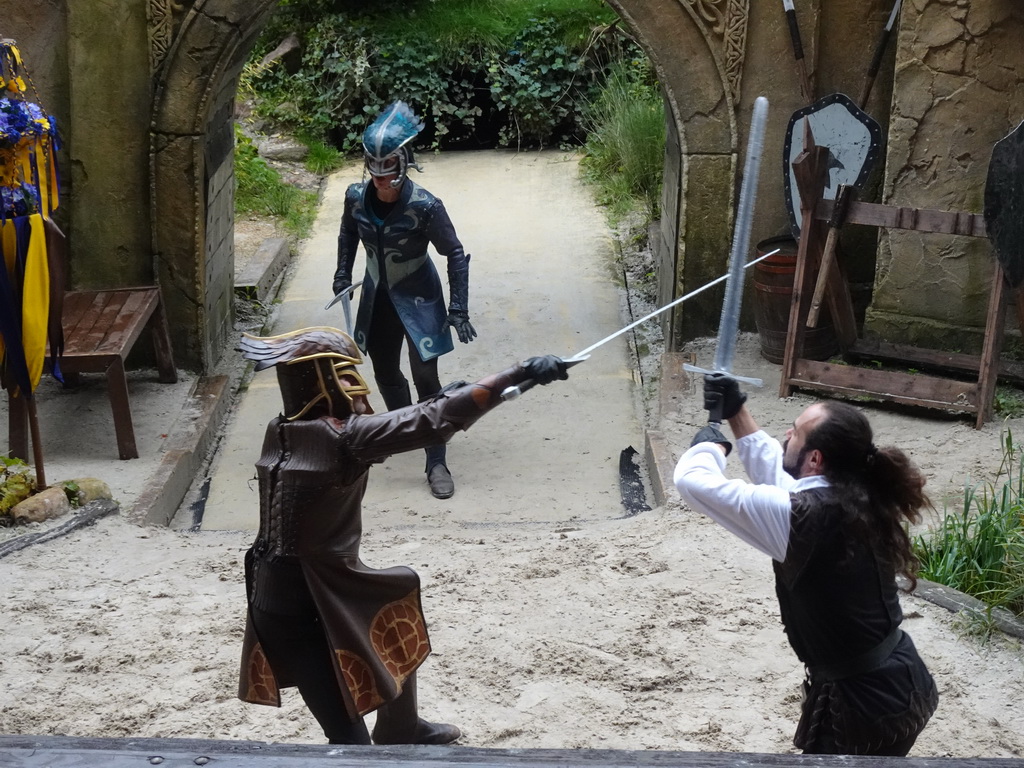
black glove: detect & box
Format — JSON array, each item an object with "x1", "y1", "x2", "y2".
[
  {"x1": 690, "y1": 424, "x2": 732, "y2": 456},
  {"x1": 704, "y1": 373, "x2": 747, "y2": 420},
  {"x1": 332, "y1": 275, "x2": 351, "y2": 298},
  {"x1": 446, "y1": 310, "x2": 478, "y2": 344},
  {"x1": 523, "y1": 355, "x2": 569, "y2": 385}
]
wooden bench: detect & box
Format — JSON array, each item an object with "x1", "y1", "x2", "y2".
[{"x1": 7, "y1": 286, "x2": 177, "y2": 461}]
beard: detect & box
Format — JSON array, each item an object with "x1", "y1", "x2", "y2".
[{"x1": 782, "y1": 440, "x2": 808, "y2": 478}]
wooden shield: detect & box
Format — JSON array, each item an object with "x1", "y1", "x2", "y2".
[{"x1": 985, "y1": 119, "x2": 1024, "y2": 287}]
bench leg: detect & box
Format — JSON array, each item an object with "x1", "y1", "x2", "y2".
[
  {"x1": 149, "y1": 297, "x2": 178, "y2": 384},
  {"x1": 107, "y1": 358, "x2": 139, "y2": 460},
  {"x1": 7, "y1": 392, "x2": 29, "y2": 461}
]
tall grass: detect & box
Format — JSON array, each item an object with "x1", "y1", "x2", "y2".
[
  {"x1": 303, "y1": 138, "x2": 346, "y2": 175},
  {"x1": 579, "y1": 58, "x2": 665, "y2": 224},
  {"x1": 914, "y1": 430, "x2": 1024, "y2": 618},
  {"x1": 234, "y1": 127, "x2": 318, "y2": 239}
]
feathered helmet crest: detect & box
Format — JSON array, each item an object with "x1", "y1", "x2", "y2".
[
  {"x1": 239, "y1": 327, "x2": 372, "y2": 420},
  {"x1": 362, "y1": 100, "x2": 424, "y2": 187}
]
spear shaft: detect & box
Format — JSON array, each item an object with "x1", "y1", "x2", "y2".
[{"x1": 782, "y1": 0, "x2": 815, "y2": 104}]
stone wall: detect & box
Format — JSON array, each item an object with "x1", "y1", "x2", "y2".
[
  {"x1": 867, "y1": 1, "x2": 1024, "y2": 354},
  {"x1": 203, "y1": 72, "x2": 239, "y2": 367}
]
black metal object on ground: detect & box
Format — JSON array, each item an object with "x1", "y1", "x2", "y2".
[
  {"x1": 619, "y1": 446, "x2": 651, "y2": 516},
  {"x1": 0, "y1": 499, "x2": 118, "y2": 560}
]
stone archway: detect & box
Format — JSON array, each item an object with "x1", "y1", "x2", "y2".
[
  {"x1": 151, "y1": 0, "x2": 747, "y2": 371},
  {"x1": 151, "y1": 0, "x2": 280, "y2": 372}
]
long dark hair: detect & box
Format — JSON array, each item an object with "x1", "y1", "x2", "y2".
[{"x1": 804, "y1": 401, "x2": 931, "y2": 589}]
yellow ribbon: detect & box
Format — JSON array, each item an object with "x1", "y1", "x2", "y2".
[{"x1": 22, "y1": 213, "x2": 50, "y2": 391}]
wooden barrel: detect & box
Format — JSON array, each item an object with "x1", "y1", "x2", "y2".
[{"x1": 752, "y1": 236, "x2": 839, "y2": 364}]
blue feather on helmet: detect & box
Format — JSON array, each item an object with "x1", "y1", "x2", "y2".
[{"x1": 362, "y1": 101, "x2": 425, "y2": 185}]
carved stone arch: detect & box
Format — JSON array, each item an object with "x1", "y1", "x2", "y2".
[
  {"x1": 151, "y1": 0, "x2": 279, "y2": 371},
  {"x1": 608, "y1": 0, "x2": 745, "y2": 343},
  {"x1": 151, "y1": 0, "x2": 747, "y2": 369}
]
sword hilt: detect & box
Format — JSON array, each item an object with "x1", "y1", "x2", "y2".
[{"x1": 500, "y1": 357, "x2": 586, "y2": 401}]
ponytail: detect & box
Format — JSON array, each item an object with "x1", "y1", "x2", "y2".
[{"x1": 806, "y1": 402, "x2": 932, "y2": 589}]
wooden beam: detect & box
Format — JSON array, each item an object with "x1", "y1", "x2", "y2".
[
  {"x1": 790, "y1": 359, "x2": 979, "y2": 413},
  {"x1": 849, "y1": 339, "x2": 1024, "y2": 385},
  {"x1": 814, "y1": 199, "x2": 988, "y2": 237},
  {"x1": 2, "y1": 734, "x2": 1021, "y2": 767}
]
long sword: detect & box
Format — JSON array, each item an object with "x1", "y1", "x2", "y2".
[
  {"x1": 682, "y1": 96, "x2": 770, "y2": 423},
  {"x1": 499, "y1": 246, "x2": 780, "y2": 401}
]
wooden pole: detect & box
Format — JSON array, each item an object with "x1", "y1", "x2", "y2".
[{"x1": 26, "y1": 397, "x2": 46, "y2": 489}]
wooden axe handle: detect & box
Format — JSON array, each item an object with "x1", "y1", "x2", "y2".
[{"x1": 807, "y1": 185, "x2": 854, "y2": 328}]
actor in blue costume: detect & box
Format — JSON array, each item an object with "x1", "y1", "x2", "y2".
[{"x1": 332, "y1": 101, "x2": 475, "y2": 500}]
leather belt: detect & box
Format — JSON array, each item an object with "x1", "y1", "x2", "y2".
[{"x1": 807, "y1": 628, "x2": 903, "y2": 682}]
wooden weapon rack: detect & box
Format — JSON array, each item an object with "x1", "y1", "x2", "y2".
[{"x1": 780, "y1": 126, "x2": 1021, "y2": 429}]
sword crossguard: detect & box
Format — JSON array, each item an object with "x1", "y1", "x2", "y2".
[{"x1": 682, "y1": 364, "x2": 764, "y2": 388}]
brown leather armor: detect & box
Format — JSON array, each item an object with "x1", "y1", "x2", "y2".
[{"x1": 238, "y1": 365, "x2": 528, "y2": 717}]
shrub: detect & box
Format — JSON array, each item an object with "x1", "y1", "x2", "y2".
[{"x1": 245, "y1": 0, "x2": 630, "y2": 151}]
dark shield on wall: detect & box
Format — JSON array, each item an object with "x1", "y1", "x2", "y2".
[{"x1": 984, "y1": 119, "x2": 1024, "y2": 288}]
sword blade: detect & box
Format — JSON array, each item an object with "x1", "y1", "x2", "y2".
[
  {"x1": 499, "y1": 248, "x2": 782, "y2": 403},
  {"x1": 571, "y1": 249, "x2": 779, "y2": 361},
  {"x1": 712, "y1": 96, "x2": 769, "y2": 375},
  {"x1": 342, "y1": 293, "x2": 354, "y2": 335},
  {"x1": 324, "y1": 280, "x2": 363, "y2": 311}
]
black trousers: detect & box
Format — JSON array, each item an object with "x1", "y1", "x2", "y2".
[
  {"x1": 365, "y1": 287, "x2": 441, "y2": 401},
  {"x1": 250, "y1": 604, "x2": 371, "y2": 745}
]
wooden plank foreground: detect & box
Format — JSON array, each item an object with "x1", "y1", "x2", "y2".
[{"x1": 1, "y1": 736, "x2": 1021, "y2": 768}]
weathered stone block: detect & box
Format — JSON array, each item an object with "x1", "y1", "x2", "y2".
[
  {"x1": 11, "y1": 487, "x2": 71, "y2": 524},
  {"x1": 66, "y1": 478, "x2": 113, "y2": 506}
]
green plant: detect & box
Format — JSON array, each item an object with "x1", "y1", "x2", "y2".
[
  {"x1": 303, "y1": 138, "x2": 346, "y2": 175},
  {"x1": 579, "y1": 57, "x2": 665, "y2": 225},
  {"x1": 245, "y1": 0, "x2": 626, "y2": 151},
  {"x1": 914, "y1": 429, "x2": 1024, "y2": 617},
  {"x1": 234, "y1": 126, "x2": 318, "y2": 239},
  {"x1": 0, "y1": 456, "x2": 34, "y2": 517},
  {"x1": 59, "y1": 480, "x2": 82, "y2": 508},
  {"x1": 994, "y1": 385, "x2": 1024, "y2": 419}
]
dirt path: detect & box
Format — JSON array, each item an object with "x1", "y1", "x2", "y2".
[{"x1": 198, "y1": 151, "x2": 646, "y2": 532}]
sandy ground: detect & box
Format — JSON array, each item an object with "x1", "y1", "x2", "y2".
[{"x1": 2, "y1": 154, "x2": 1024, "y2": 758}]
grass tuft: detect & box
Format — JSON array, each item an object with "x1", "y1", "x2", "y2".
[
  {"x1": 579, "y1": 58, "x2": 665, "y2": 226},
  {"x1": 914, "y1": 429, "x2": 1024, "y2": 618}
]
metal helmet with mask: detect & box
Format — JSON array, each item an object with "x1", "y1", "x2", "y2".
[
  {"x1": 362, "y1": 100, "x2": 424, "y2": 188},
  {"x1": 239, "y1": 327, "x2": 373, "y2": 420}
]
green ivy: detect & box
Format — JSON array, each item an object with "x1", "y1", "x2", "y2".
[{"x1": 245, "y1": 1, "x2": 635, "y2": 151}]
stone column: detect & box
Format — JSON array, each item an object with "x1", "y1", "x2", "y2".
[{"x1": 66, "y1": 1, "x2": 154, "y2": 289}]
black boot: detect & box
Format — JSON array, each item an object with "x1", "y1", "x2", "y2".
[
  {"x1": 371, "y1": 672, "x2": 461, "y2": 745},
  {"x1": 425, "y1": 444, "x2": 454, "y2": 499},
  {"x1": 378, "y1": 380, "x2": 413, "y2": 412}
]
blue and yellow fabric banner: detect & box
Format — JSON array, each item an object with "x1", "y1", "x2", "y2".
[{"x1": 0, "y1": 41, "x2": 62, "y2": 399}]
